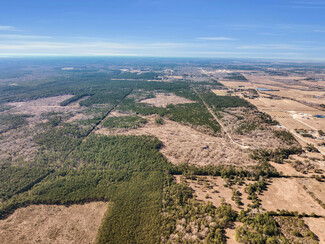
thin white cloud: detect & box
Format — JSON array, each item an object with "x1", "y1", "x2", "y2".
[
  {"x1": 0, "y1": 25, "x2": 16, "y2": 31},
  {"x1": 0, "y1": 40, "x2": 195, "y2": 52},
  {"x1": 0, "y1": 38, "x2": 324, "y2": 60},
  {"x1": 288, "y1": 1, "x2": 325, "y2": 8},
  {"x1": 0, "y1": 34, "x2": 52, "y2": 39},
  {"x1": 237, "y1": 44, "x2": 304, "y2": 50},
  {"x1": 236, "y1": 43, "x2": 325, "y2": 51},
  {"x1": 197, "y1": 37, "x2": 236, "y2": 41},
  {"x1": 230, "y1": 24, "x2": 261, "y2": 30}
]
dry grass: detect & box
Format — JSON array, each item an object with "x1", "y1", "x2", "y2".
[
  {"x1": 274, "y1": 216, "x2": 319, "y2": 244},
  {"x1": 303, "y1": 217, "x2": 325, "y2": 243},
  {"x1": 297, "y1": 178, "x2": 325, "y2": 203},
  {"x1": 184, "y1": 176, "x2": 251, "y2": 211},
  {"x1": 140, "y1": 93, "x2": 195, "y2": 108},
  {"x1": 0, "y1": 128, "x2": 37, "y2": 162},
  {"x1": 0, "y1": 202, "x2": 108, "y2": 244},
  {"x1": 96, "y1": 115, "x2": 256, "y2": 167},
  {"x1": 219, "y1": 107, "x2": 297, "y2": 149},
  {"x1": 0, "y1": 96, "x2": 88, "y2": 162},
  {"x1": 259, "y1": 178, "x2": 325, "y2": 215}
]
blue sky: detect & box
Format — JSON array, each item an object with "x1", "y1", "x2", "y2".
[{"x1": 0, "y1": 0, "x2": 325, "y2": 59}]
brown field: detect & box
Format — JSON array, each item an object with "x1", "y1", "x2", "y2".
[
  {"x1": 217, "y1": 80, "x2": 255, "y2": 89},
  {"x1": 274, "y1": 216, "x2": 319, "y2": 244},
  {"x1": 211, "y1": 89, "x2": 228, "y2": 96},
  {"x1": 96, "y1": 115, "x2": 256, "y2": 167},
  {"x1": 269, "y1": 162, "x2": 307, "y2": 177},
  {"x1": 0, "y1": 202, "x2": 108, "y2": 244},
  {"x1": 140, "y1": 93, "x2": 195, "y2": 108},
  {"x1": 259, "y1": 178, "x2": 325, "y2": 215},
  {"x1": 242, "y1": 73, "x2": 325, "y2": 105},
  {"x1": 303, "y1": 217, "x2": 325, "y2": 243},
  {"x1": 297, "y1": 178, "x2": 325, "y2": 203},
  {"x1": 219, "y1": 73, "x2": 325, "y2": 156},
  {"x1": 246, "y1": 97, "x2": 325, "y2": 155},
  {"x1": 186, "y1": 176, "x2": 251, "y2": 211}
]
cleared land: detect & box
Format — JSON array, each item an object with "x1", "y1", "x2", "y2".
[
  {"x1": 297, "y1": 178, "x2": 325, "y2": 203},
  {"x1": 186, "y1": 176, "x2": 251, "y2": 211},
  {"x1": 259, "y1": 178, "x2": 325, "y2": 215},
  {"x1": 96, "y1": 115, "x2": 256, "y2": 166},
  {"x1": 303, "y1": 217, "x2": 325, "y2": 243},
  {"x1": 0, "y1": 202, "x2": 108, "y2": 244},
  {"x1": 140, "y1": 93, "x2": 195, "y2": 107}
]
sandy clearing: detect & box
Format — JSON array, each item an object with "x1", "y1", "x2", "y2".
[
  {"x1": 248, "y1": 97, "x2": 322, "y2": 114},
  {"x1": 211, "y1": 89, "x2": 228, "y2": 96},
  {"x1": 0, "y1": 202, "x2": 108, "y2": 244},
  {"x1": 140, "y1": 93, "x2": 195, "y2": 108},
  {"x1": 225, "y1": 222, "x2": 241, "y2": 244},
  {"x1": 216, "y1": 80, "x2": 253, "y2": 88},
  {"x1": 107, "y1": 110, "x2": 133, "y2": 117},
  {"x1": 96, "y1": 116, "x2": 256, "y2": 167},
  {"x1": 7, "y1": 95, "x2": 73, "y2": 108},
  {"x1": 260, "y1": 178, "x2": 325, "y2": 215},
  {"x1": 297, "y1": 178, "x2": 325, "y2": 203},
  {"x1": 303, "y1": 217, "x2": 325, "y2": 243},
  {"x1": 269, "y1": 162, "x2": 307, "y2": 177},
  {"x1": 187, "y1": 176, "x2": 251, "y2": 211}
]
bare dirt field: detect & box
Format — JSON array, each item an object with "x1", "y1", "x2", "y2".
[
  {"x1": 140, "y1": 93, "x2": 195, "y2": 108},
  {"x1": 186, "y1": 176, "x2": 251, "y2": 211},
  {"x1": 0, "y1": 202, "x2": 108, "y2": 244},
  {"x1": 303, "y1": 217, "x2": 325, "y2": 243},
  {"x1": 217, "y1": 80, "x2": 255, "y2": 89},
  {"x1": 211, "y1": 89, "x2": 229, "y2": 96},
  {"x1": 269, "y1": 162, "x2": 307, "y2": 177},
  {"x1": 297, "y1": 178, "x2": 325, "y2": 203},
  {"x1": 259, "y1": 178, "x2": 325, "y2": 215},
  {"x1": 96, "y1": 116, "x2": 256, "y2": 167},
  {"x1": 242, "y1": 73, "x2": 325, "y2": 105},
  {"x1": 246, "y1": 97, "x2": 325, "y2": 155}
]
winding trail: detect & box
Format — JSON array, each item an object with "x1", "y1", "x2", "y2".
[{"x1": 192, "y1": 87, "x2": 250, "y2": 150}]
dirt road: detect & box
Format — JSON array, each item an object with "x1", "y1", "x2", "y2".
[{"x1": 192, "y1": 87, "x2": 250, "y2": 150}]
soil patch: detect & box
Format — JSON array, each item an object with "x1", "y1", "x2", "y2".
[
  {"x1": 96, "y1": 116, "x2": 256, "y2": 167},
  {"x1": 259, "y1": 178, "x2": 325, "y2": 215},
  {"x1": 186, "y1": 176, "x2": 251, "y2": 211},
  {"x1": 140, "y1": 93, "x2": 195, "y2": 108},
  {"x1": 303, "y1": 217, "x2": 325, "y2": 243},
  {"x1": 0, "y1": 202, "x2": 108, "y2": 244}
]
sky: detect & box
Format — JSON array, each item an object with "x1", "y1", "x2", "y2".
[{"x1": 0, "y1": 0, "x2": 325, "y2": 60}]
